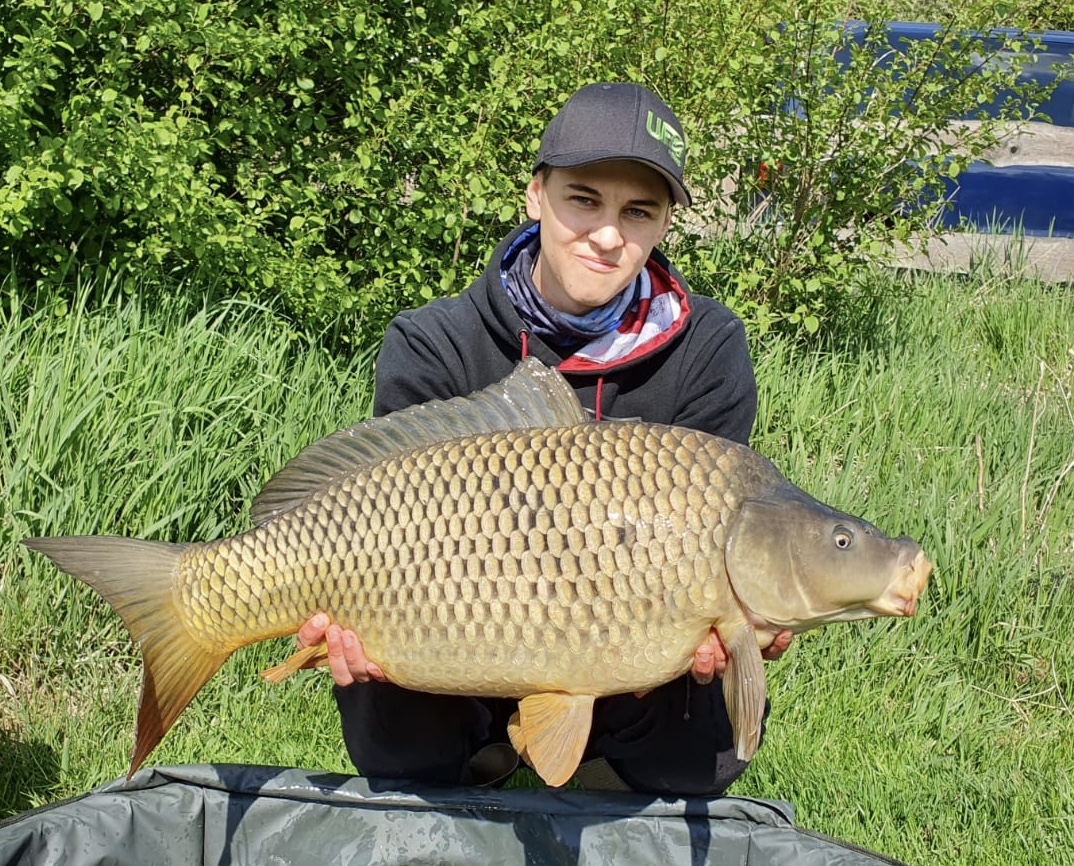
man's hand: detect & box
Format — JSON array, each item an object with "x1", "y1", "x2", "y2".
[
  {"x1": 689, "y1": 629, "x2": 727, "y2": 685},
  {"x1": 762, "y1": 629, "x2": 794, "y2": 662},
  {"x1": 689, "y1": 628, "x2": 795, "y2": 686},
  {"x1": 635, "y1": 628, "x2": 794, "y2": 696},
  {"x1": 296, "y1": 613, "x2": 387, "y2": 687}
]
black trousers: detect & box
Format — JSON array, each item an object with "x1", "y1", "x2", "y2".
[{"x1": 333, "y1": 675, "x2": 762, "y2": 795}]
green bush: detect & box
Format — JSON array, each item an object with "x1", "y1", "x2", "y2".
[
  {"x1": 0, "y1": 0, "x2": 1064, "y2": 340},
  {"x1": 687, "y1": 15, "x2": 1062, "y2": 332},
  {"x1": 850, "y1": 0, "x2": 1074, "y2": 33}
]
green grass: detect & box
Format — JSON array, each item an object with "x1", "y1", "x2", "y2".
[
  {"x1": 743, "y1": 264, "x2": 1074, "y2": 861},
  {"x1": 1, "y1": 265, "x2": 1072, "y2": 863},
  {"x1": 0, "y1": 281, "x2": 375, "y2": 811}
]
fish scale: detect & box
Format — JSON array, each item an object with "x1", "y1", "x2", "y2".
[
  {"x1": 23, "y1": 358, "x2": 931, "y2": 786},
  {"x1": 179, "y1": 423, "x2": 745, "y2": 698}
]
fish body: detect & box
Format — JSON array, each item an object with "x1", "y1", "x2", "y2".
[
  {"x1": 23, "y1": 359, "x2": 931, "y2": 786},
  {"x1": 188, "y1": 422, "x2": 776, "y2": 693}
]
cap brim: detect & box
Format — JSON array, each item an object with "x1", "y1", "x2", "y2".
[{"x1": 537, "y1": 152, "x2": 693, "y2": 208}]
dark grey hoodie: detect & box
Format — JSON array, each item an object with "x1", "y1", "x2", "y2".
[
  {"x1": 373, "y1": 220, "x2": 757, "y2": 444},
  {"x1": 334, "y1": 219, "x2": 762, "y2": 793}
]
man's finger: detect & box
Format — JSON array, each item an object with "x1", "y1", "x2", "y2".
[
  {"x1": 690, "y1": 630, "x2": 728, "y2": 684},
  {"x1": 296, "y1": 612, "x2": 329, "y2": 649},
  {"x1": 761, "y1": 629, "x2": 794, "y2": 661},
  {"x1": 692, "y1": 643, "x2": 716, "y2": 685},
  {"x1": 340, "y1": 629, "x2": 370, "y2": 680},
  {"x1": 345, "y1": 631, "x2": 387, "y2": 682},
  {"x1": 324, "y1": 624, "x2": 357, "y2": 687}
]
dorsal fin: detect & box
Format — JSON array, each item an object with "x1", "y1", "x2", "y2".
[{"x1": 250, "y1": 358, "x2": 584, "y2": 525}]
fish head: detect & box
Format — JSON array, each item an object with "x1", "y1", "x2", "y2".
[{"x1": 724, "y1": 485, "x2": 932, "y2": 632}]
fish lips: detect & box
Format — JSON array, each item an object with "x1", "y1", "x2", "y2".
[{"x1": 868, "y1": 546, "x2": 933, "y2": 618}]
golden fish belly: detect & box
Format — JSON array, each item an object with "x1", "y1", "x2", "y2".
[{"x1": 177, "y1": 423, "x2": 758, "y2": 697}]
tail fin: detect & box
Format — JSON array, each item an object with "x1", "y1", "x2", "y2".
[{"x1": 22, "y1": 536, "x2": 232, "y2": 778}]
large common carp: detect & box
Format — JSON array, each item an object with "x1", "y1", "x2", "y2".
[{"x1": 23, "y1": 359, "x2": 931, "y2": 787}]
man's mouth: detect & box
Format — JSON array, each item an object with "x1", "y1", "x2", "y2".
[{"x1": 577, "y1": 254, "x2": 618, "y2": 273}]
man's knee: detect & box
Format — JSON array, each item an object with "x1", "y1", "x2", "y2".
[
  {"x1": 335, "y1": 682, "x2": 490, "y2": 783},
  {"x1": 608, "y1": 743, "x2": 752, "y2": 796},
  {"x1": 588, "y1": 678, "x2": 766, "y2": 796}
]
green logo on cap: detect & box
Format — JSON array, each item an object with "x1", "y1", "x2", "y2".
[{"x1": 645, "y1": 111, "x2": 685, "y2": 168}]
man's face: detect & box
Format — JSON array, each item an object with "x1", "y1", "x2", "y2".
[{"x1": 525, "y1": 160, "x2": 673, "y2": 315}]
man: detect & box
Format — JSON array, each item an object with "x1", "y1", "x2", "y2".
[{"x1": 298, "y1": 82, "x2": 792, "y2": 794}]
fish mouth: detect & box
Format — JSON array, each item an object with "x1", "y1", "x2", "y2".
[{"x1": 872, "y1": 546, "x2": 933, "y2": 618}]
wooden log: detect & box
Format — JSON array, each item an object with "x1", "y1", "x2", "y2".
[
  {"x1": 945, "y1": 120, "x2": 1074, "y2": 168},
  {"x1": 891, "y1": 234, "x2": 1074, "y2": 282}
]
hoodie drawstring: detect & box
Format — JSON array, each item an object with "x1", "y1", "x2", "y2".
[{"x1": 520, "y1": 329, "x2": 604, "y2": 421}]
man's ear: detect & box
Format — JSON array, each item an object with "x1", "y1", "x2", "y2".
[{"x1": 525, "y1": 175, "x2": 543, "y2": 221}]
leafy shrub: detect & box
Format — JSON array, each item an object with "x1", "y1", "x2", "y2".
[
  {"x1": 0, "y1": 0, "x2": 1063, "y2": 341},
  {"x1": 1, "y1": 0, "x2": 539, "y2": 340},
  {"x1": 684, "y1": 16, "x2": 1063, "y2": 332}
]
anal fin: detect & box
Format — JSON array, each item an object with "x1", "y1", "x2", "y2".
[
  {"x1": 260, "y1": 643, "x2": 330, "y2": 683},
  {"x1": 507, "y1": 693, "x2": 595, "y2": 787},
  {"x1": 718, "y1": 620, "x2": 767, "y2": 761}
]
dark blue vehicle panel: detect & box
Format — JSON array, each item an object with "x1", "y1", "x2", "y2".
[
  {"x1": 940, "y1": 165, "x2": 1074, "y2": 235},
  {"x1": 864, "y1": 22, "x2": 1074, "y2": 126},
  {"x1": 875, "y1": 23, "x2": 1074, "y2": 237}
]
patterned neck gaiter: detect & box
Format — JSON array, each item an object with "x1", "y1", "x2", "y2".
[{"x1": 501, "y1": 229, "x2": 644, "y2": 348}]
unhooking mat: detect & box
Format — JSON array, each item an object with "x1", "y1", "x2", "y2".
[{"x1": 0, "y1": 764, "x2": 907, "y2": 865}]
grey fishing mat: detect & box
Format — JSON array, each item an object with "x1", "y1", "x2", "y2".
[{"x1": 0, "y1": 764, "x2": 906, "y2": 865}]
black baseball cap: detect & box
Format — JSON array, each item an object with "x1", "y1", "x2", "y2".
[{"x1": 534, "y1": 82, "x2": 692, "y2": 207}]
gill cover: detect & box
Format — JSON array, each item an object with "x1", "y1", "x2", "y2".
[{"x1": 724, "y1": 485, "x2": 917, "y2": 631}]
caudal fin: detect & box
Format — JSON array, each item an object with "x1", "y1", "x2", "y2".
[{"x1": 22, "y1": 535, "x2": 231, "y2": 778}]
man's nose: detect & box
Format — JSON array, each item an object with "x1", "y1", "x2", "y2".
[{"x1": 588, "y1": 221, "x2": 624, "y2": 250}]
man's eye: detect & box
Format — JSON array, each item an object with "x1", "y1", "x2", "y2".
[{"x1": 626, "y1": 208, "x2": 653, "y2": 220}]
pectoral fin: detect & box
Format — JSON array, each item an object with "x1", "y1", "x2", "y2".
[
  {"x1": 718, "y1": 620, "x2": 767, "y2": 761},
  {"x1": 260, "y1": 643, "x2": 329, "y2": 683},
  {"x1": 507, "y1": 693, "x2": 595, "y2": 787}
]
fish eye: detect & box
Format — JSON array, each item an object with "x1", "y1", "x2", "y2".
[{"x1": 833, "y1": 526, "x2": 854, "y2": 550}]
